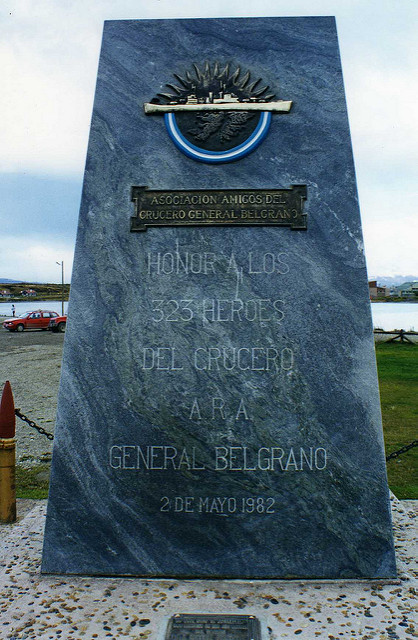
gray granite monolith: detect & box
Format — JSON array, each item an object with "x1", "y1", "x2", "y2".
[{"x1": 42, "y1": 16, "x2": 396, "y2": 578}]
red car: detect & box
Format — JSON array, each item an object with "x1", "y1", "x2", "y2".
[
  {"x1": 48, "y1": 315, "x2": 67, "y2": 333},
  {"x1": 3, "y1": 310, "x2": 60, "y2": 332}
]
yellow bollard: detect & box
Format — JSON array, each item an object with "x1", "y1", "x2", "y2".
[
  {"x1": 0, "y1": 439, "x2": 16, "y2": 523},
  {"x1": 0, "y1": 381, "x2": 17, "y2": 523}
]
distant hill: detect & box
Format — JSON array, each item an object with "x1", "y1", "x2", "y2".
[
  {"x1": 392, "y1": 281, "x2": 418, "y2": 292},
  {"x1": 372, "y1": 275, "x2": 418, "y2": 287},
  {"x1": 0, "y1": 279, "x2": 44, "y2": 285}
]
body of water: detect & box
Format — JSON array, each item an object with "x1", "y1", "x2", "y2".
[
  {"x1": 0, "y1": 300, "x2": 416, "y2": 331},
  {"x1": 371, "y1": 302, "x2": 417, "y2": 331},
  {"x1": 0, "y1": 299, "x2": 68, "y2": 318}
]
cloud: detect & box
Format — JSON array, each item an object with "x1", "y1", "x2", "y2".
[
  {"x1": 361, "y1": 190, "x2": 418, "y2": 277},
  {"x1": 0, "y1": 174, "x2": 81, "y2": 240},
  {"x1": 0, "y1": 19, "x2": 96, "y2": 175},
  {"x1": 0, "y1": 173, "x2": 79, "y2": 282},
  {"x1": 0, "y1": 235, "x2": 74, "y2": 283},
  {"x1": 348, "y1": 69, "x2": 418, "y2": 179},
  {"x1": 363, "y1": 214, "x2": 418, "y2": 278}
]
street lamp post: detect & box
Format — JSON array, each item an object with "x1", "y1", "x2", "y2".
[{"x1": 56, "y1": 261, "x2": 64, "y2": 316}]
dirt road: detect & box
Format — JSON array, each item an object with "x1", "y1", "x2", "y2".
[{"x1": 0, "y1": 328, "x2": 64, "y2": 464}]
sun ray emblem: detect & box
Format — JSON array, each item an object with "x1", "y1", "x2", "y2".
[{"x1": 144, "y1": 62, "x2": 292, "y2": 163}]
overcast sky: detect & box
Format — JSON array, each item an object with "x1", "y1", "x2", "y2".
[{"x1": 1, "y1": 0, "x2": 417, "y2": 283}]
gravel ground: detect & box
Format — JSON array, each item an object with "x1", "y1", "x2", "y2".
[{"x1": 0, "y1": 329, "x2": 64, "y2": 465}]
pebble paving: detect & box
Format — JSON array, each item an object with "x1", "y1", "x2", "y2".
[{"x1": 0, "y1": 495, "x2": 416, "y2": 640}]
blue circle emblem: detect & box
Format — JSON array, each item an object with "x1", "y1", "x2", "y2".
[{"x1": 164, "y1": 111, "x2": 272, "y2": 164}]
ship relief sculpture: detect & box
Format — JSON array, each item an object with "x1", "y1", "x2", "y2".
[{"x1": 144, "y1": 62, "x2": 292, "y2": 163}]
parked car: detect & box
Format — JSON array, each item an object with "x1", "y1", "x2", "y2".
[
  {"x1": 2, "y1": 310, "x2": 59, "y2": 332},
  {"x1": 48, "y1": 315, "x2": 67, "y2": 333}
]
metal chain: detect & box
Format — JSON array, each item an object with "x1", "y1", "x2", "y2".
[
  {"x1": 386, "y1": 440, "x2": 417, "y2": 462},
  {"x1": 11, "y1": 407, "x2": 417, "y2": 458},
  {"x1": 14, "y1": 408, "x2": 54, "y2": 440}
]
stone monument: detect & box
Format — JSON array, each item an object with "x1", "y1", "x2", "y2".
[{"x1": 42, "y1": 16, "x2": 396, "y2": 578}]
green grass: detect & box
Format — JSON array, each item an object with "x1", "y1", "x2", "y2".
[
  {"x1": 375, "y1": 342, "x2": 418, "y2": 499},
  {"x1": 16, "y1": 464, "x2": 50, "y2": 499},
  {"x1": 15, "y1": 343, "x2": 417, "y2": 500}
]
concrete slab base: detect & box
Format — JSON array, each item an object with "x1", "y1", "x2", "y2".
[{"x1": 0, "y1": 495, "x2": 416, "y2": 639}]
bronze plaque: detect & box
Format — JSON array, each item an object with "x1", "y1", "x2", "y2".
[
  {"x1": 130, "y1": 185, "x2": 307, "y2": 231},
  {"x1": 165, "y1": 614, "x2": 262, "y2": 640}
]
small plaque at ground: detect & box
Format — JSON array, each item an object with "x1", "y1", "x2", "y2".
[{"x1": 166, "y1": 614, "x2": 261, "y2": 640}]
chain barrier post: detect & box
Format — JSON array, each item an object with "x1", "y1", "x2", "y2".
[
  {"x1": 386, "y1": 440, "x2": 418, "y2": 462},
  {"x1": 14, "y1": 409, "x2": 54, "y2": 440},
  {"x1": 0, "y1": 381, "x2": 16, "y2": 523}
]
